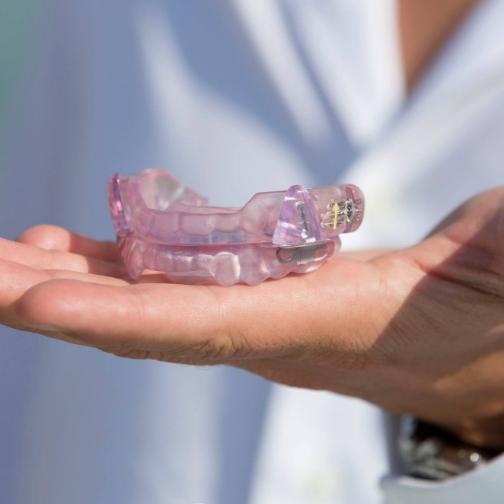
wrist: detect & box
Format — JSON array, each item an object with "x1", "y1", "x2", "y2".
[{"x1": 442, "y1": 413, "x2": 504, "y2": 451}]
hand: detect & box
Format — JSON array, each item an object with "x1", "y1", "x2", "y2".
[{"x1": 1, "y1": 187, "x2": 504, "y2": 449}]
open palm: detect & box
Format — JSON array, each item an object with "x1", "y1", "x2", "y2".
[{"x1": 2, "y1": 187, "x2": 504, "y2": 446}]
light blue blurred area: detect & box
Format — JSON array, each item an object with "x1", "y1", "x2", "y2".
[
  {"x1": 1, "y1": 0, "x2": 357, "y2": 236},
  {"x1": 0, "y1": 1, "x2": 359, "y2": 503},
  {"x1": 0, "y1": 2, "x2": 41, "y2": 141}
]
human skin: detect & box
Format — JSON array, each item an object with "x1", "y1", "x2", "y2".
[
  {"x1": 1, "y1": 187, "x2": 504, "y2": 448},
  {"x1": 399, "y1": 0, "x2": 479, "y2": 90}
]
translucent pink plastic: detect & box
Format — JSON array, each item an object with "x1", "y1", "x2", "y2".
[{"x1": 108, "y1": 169, "x2": 364, "y2": 285}]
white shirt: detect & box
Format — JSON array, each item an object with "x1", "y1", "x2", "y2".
[{"x1": 0, "y1": 1, "x2": 503, "y2": 503}]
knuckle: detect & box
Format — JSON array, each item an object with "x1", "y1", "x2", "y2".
[
  {"x1": 191, "y1": 332, "x2": 246, "y2": 363},
  {"x1": 15, "y1": 285, "x2": 47, "y2": 327},
  {"x1": 101, "y1": 345, "x2": 154, "y2": 360},
  {"x1": 191, "y1": 288, "x2": 253, "y2": 363}
]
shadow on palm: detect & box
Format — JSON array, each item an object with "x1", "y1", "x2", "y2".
[{"x1": 3, "y1": 188, "x2": 504, "y2": 438}]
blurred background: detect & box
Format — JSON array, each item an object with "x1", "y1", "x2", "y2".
[{"x1": 1, "y1": 1, "x2": 503, "y2": 503}]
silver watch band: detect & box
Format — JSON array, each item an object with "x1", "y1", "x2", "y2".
[{"x1": 398, "y1": 415, "x2": 499, "y2": 481}]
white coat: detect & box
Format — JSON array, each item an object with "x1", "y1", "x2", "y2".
[{"x1": 0, "y1": 1, "x2": 503, "y2": 503}]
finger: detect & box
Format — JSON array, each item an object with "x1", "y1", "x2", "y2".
[
  {"x1": 15, "y1": 280, "x2": 222, "y2": 352},
  {"x1": 0, "y1": 259, "x2": 49, "y2": 314},
  {"x1": 44, "y1": 269, "x2": 129, "y2": 287},
  {"x1": 15, "y1": 257, "x2": 378, "y2": 362},
  {"x1": 0, "y1": 237, "x2": 125, "y2": 277},
  {"x1": 0, "y1": 260, "x2": 129, "y2": 329},
  {"x1": 425, "y1": 186, "x2": 504, "y2": 243},
  {"x1": 17, "y1": 225, "x2": 120, "y2": 262}
]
